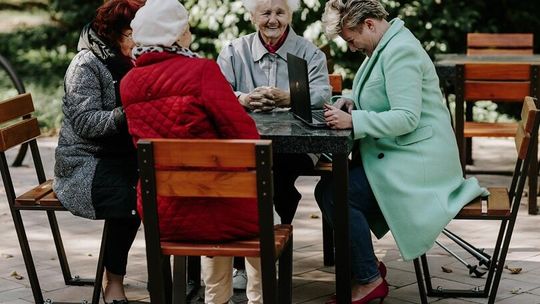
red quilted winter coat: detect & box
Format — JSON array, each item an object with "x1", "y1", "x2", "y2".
[{"x1": 120, "y1": 51, "x2": 260, "y2": 242}]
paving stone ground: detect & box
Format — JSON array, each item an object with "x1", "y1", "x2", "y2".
[{"x1": 0, "y1": 137, "x2": 539, "y2": 303}]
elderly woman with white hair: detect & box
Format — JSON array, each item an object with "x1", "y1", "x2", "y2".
[
  {"x1": 217, "y1": 0, "x2": 332, "y2": 290},
  {"x1": 315, "y1": 0, "x2": 488, "y2": 303},
  {"x1": 218, "y1": 0, "x2": 331, "y2": 225}
]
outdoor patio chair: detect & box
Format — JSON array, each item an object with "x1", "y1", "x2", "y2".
[
  {"x1": 0, "y1": 93, "x2": 106, "y2": 304},
  {"x1": 414, "y1": 96, "x2": 540, "y2": 304},
  {"x1": 138, "y1": 138, "x2": 293, "y2": 304},
  {"x1": 453, "y1": 63, "x2": 539, "y2": 213},
  {"x1": 467, "y1": 33, "x2": 533, "y2": 56}
]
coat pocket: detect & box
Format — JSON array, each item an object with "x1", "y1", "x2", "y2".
[{"x1": 396, "y1": 125, "x2": 433, "y2": 146}]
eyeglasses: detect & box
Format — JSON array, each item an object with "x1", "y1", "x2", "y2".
[{"x1": 121, "y1": 32, "x2": 133, "y2": 40}]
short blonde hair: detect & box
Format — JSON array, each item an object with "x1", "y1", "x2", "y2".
[
  {"x1": 322, "y1": 0, "x2": 388, "y2": 39},
  {"x1": 242, "y1": 0, "x2": 300, "y2": 13}
]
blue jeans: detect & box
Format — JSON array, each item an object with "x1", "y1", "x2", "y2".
[{"x1": 315, "y1": 165, "x2": 381, "y2": 284}]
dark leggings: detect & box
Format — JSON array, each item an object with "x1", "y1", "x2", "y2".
[{"x1": 103, "y1": 217, "x2": 141, "y2": 276}]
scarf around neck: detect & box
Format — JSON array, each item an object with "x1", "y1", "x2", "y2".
[{"x1": 132, "y1": 44, "x2": 200, "y2": 59}]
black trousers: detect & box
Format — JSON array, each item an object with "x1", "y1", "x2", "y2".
[
  {"x1": 234, "y1": 153, "x2": 313, "y2": 270},
  {"x1": 272, "y1": 153, "x2": 314, "y2": 224},
  {"x1": 103, "y1": 217, "x2": 141, "y2": 276}
]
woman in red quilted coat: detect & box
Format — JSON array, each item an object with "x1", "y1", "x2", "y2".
[{"x1": 120, "y1": 0, "x2": 264, "y2": 303}]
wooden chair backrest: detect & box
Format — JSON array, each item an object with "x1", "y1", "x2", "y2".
[
  {"x1": 461, "y1": 63, "x2": 535, "y2": 102},
  {"x1": 515, "y1": 96, "x2": 538, "y2": 159},
  {"x1": 329, "y1": 74, "x2": 342, "y2": 95},
  {"x1": 137, "y1": 138, "x2": 274, "y2": 242},
  {"x1": 0, "y1": 93, "x2": 40, "y2": 152},
  {"x1": 143, "y1": 139, "x2": 271, "y2": 198},
  {"x1": 467, "y1": 33, "x2": 534, "y2": 56}
]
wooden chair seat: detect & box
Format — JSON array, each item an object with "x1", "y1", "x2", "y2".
[
  {"x1": 463, "y1": 122, "x2": 517, "y2": 138},
  {"x1": 14, "y1": 179, "x2": 64, "y2": 209},
  {"x1": 456, "y1": 187, "x2": 510, "y2": 218},
  {"x1": 161, "y1": 224, "x2": 292, "y2": 257}
]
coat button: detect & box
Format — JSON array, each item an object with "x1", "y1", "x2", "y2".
[{"x1": 378, "y1": 153, "x2": 384, "y2": 159}]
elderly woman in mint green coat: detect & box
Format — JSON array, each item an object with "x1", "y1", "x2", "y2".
[{"x1": 316, "y1": 0, "x2": 488, "y2": 303}]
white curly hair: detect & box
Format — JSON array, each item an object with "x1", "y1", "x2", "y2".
[{"x1": 242, "y1": 0, "x2": 301, "y2": 13}]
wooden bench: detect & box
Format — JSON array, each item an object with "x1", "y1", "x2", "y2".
[{"x1": 0, "y1": 93, "x2": 105, "y2": 304}]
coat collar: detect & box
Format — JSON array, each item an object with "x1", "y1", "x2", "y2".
[
  {"x1": 353, "y1": 18, "x2": 404, "y2": 103},
  {"x1": 251, "y1": 27, "x2": 299, "y2": 62}
]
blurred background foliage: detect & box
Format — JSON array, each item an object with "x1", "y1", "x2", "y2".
[{"x1": 0, "y1": 0, "x2": 539, "y2": 132}]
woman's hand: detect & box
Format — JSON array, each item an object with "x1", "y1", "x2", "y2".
[
  {"x1": 332, "y1": 97, "x2": 354, "y2": 114},
  {"x1": 239, "y1": 86, "x2": 291, "y2": 111},
  {"x1": 239, "y1": 87, "x2": 276, "y2": 112},
  {"x1": 267, "y1": 87, "x2": 290, "y2": 107},
  {"x1": 324, "y1": 103, "x2": 353, "y2": 129}
]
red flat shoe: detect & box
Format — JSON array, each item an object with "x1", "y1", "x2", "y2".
[
  {"x1": 326, "y1": 263, "x2": 387, "y2": 303},
  {"x1": 325, "y1": 279, "x2": 389, "y2": 304}
]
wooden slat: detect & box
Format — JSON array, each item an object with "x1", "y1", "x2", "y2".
[
  {"x1": 464, "y1": 64, "x2": 530, "y2": 81},
  {"x1": 521, "y1": 96, "x2": 537, "y2": 133},
  {"x1": 463, "y1": 122, "x2": 517, "y2": 138},
  {"x1": 148, "y1": 139, "x2": 271, "y2": 168},
  {"x1": 156, "y1": 170, "x2": 257, "y2": 198},
  {"x1": 457, "y1": 187, "x2": 510, "y2": 218},
  {"x1": 467, "y1": 33, "x2": 533, "y2": 48},
  {"x1": 467, "y1": 48, "x2": 533, "y2": 56},
  {"x1": 0, "y1": 93, "x2": 34, "y2": 124},
  {"x1": 161, "y1": 224, "x2": 292, "y2": 257},
  {"x1": 464, "y1": 81, "x2": 530, "y2": 101},
  {"x1": 0, "y1": 117, "x2": 40, "y2": 152},
  {"x1": 15, "y1": 180, "x2": 53, "y2": 205},
  {"x1": 329, "y1": 74, "x2": 342, "y2": 94},
  {"x1": 515, "y1": 122, "x2": 530, "y2": 160},
  {"x1": 38, "y1": 191, "x2": 63, "y2": 207}
]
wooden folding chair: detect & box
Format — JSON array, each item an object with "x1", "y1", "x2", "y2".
[
  {"x1": 0, "y1": 93, "x2": 106, "y2": 304},
  {"x1": 414, "y1": 96, "x2": 540, "y2": 304},
  {"x1": 467, "y1": 33, "x2": 534, "y2": 56},
  {"x1": 138, "y1": 139, "x2": 293, "y2": 304}
]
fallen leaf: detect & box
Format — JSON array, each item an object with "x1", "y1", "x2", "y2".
[
  {"x1": 504, "y1": 265, "x2": 523, "y2": 274},
  {"x1": 10, "y1": 271, "x2": 23, "y2": 280},
  {"x1": 310, "y1": 214, "x2": 320, "y2": 219},
  {"x1": 1, "y1": 253, "x2": 14, "y2": 259},
  {"x1": 88, "y1": 253, "x2": 93, "y2": 257},
  {"x1": 441, "y1": 266, "x2": 453, "y2": 273},
  {"x1": 510, "y1": 287, "x2": 522, "y2": 294}
]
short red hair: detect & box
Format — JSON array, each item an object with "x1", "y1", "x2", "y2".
[{"x1": 93, "y1": 0, "x2": 145, "y2": 48}]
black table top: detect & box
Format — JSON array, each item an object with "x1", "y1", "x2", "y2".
[{"x1": 249, "y1": 110, "x2": 351, "y2": 154}]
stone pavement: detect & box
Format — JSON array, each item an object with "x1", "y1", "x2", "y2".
[{"x1": 1, "y1": 137, "x2": 539, "y2": 303}]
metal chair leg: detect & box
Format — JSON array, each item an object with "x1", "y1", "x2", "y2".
[
  {"x1": 173, "y1": 256, "x2": 187, "y2": 304},
  {"x1": 413, "y1": 258, "x2": 429, "y2": 304},
  {"x1": 278, "y1": 238, "x2": 293, "y2": 304}
]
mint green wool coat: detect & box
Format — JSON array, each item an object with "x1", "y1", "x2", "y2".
[{"x1": 345, "y1": 19, "x2": 488, "y2": 260}]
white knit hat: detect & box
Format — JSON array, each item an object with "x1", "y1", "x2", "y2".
[{"x1": 131, "y1": 0, "x2": 189, "y2": 46}]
